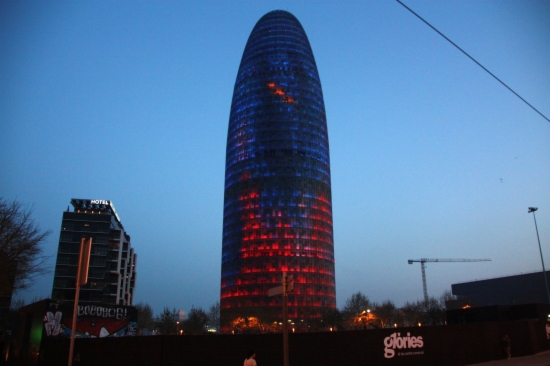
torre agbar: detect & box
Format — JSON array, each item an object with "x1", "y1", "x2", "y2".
[{"x1": 221, "y1": 10, "x2": 335, "y2": 328}]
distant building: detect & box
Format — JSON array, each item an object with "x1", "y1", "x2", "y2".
[
  {"x1": 446, "y1": 271, "x2": 550, "y2": 324},
  {"x1": 446, "y1": 303, "x2": 550, "y2": 324},
  {"x1": 178, "y1": 309, "x2": 186, "y2": 322},
  {"x1": 51, "y1": 199, "x2": 137, "y2": 305},
  {"x1": 450, "y1": 270, "x2": 550, "y2": 308}
]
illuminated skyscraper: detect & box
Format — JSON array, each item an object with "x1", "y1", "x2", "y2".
[{"x1": 221, "y1": 10, "x2": 335, "y2": 328}]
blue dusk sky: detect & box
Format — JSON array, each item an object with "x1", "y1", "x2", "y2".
[{"x1": 1, "y1": 0, "x2": 548, "y2": 315}]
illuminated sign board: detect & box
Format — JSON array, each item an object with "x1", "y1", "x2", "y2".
[
  {"x1": 88, "y1": 199, "x2": 121, "y2": 223},
  {"x1": 91, "y1": 200, "x2": 109, "y2": 205}
]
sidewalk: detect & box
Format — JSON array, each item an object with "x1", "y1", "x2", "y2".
[{"x1": 469, "y1": 351, "x2": 550, "y2": 366}]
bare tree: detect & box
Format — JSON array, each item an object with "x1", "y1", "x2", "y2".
[
  {"x1": 423, "y1": 297, "x2": 445, "y2": 325},
  {"x1": 341, "y1": 292, "x2": 372, "y2": 329},
  {"x1": 135, "y1": 302, "x2": 155, "y2": 335},
  {"x1": 400, "y1": 301, "x2": 424, "y2": 327},
  {"x1": 400, "y1": 297, "x2": 445, "y2": 326},
  {"x1": 320, "y1": 307, "x2": 344, "y2": 330},
  {"x1": 183, "y1": 306, "x2": 209, "y2": 335},
  {"x1": 156, "y1": 307, "x2": 178, "y2": 335},
  {"x1": 10, "y1": 298, "x2": 25, "y2": 310},
  {"x1": 207, "y1": 301, "x2": 220, "y2": 330},
  {"x1": 0, "y1": 198, "x2": 51, "y2": 296},
  {"x1": 373, "y1": 300, "x2": 396, "y2": 328},
  {"x1": 439, "y1": 290, "x2": 455, "y2": 308}
]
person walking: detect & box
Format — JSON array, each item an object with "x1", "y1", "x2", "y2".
[
  {"x1": 244, "y1": 350, "x2": 257, "y2": 366},
  {"x1": 501, "y1": 335, "x2": 511, "y2": 359}
]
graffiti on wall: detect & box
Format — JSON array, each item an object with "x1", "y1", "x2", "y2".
[{"x1": 43, "y1": 302, "x2": 137, "y2": 338}]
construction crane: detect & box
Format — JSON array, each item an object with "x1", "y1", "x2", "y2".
[{"x1": 408, "y1": 258, "x2": 491, "y2": 302}]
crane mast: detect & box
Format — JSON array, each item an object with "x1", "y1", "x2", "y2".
[{"x1": 407, "y1": 258, "x2": 491, "y2": 302}]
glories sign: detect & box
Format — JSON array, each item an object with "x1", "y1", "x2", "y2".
[{"x1": 384, "y1": 332, "x2": 424, "y2": 358}]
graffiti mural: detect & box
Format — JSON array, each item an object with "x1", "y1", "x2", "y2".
[{"x1": 43, "y1": 301, "x2": 137, "y2": 338}]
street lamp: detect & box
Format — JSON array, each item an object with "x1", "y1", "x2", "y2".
[
  {"x1": 359, "y1": 309, "x2": 371, "y2": 330},
  {"x1": 528, "y1": 207, "x2": 550, "y2": 304}
]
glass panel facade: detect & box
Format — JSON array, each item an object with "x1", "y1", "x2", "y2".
[{"x1": 221, "y1": 10, "x2": 335, "y2": 327}]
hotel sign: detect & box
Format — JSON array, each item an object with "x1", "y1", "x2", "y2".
[
  {"x1": 91, "y1": 200, "x2": 109, "y2": 205},
  {"x1": 88, "y1": 199, "x2": 121, "y2": 223}
]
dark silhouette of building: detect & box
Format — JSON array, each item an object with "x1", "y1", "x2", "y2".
[
  {"x1": 446, "y1": 303, "x2": 550, "y2": 324},
  {"x1": 51, "y1": 199, "x2": 137, "y2": 305},
  {"x1": 221, "y1": 10, "x2": 335, "y2": 328},
  {"x1": 446, "y1": 271, "x2": 550, "y2": 324},
  {"x1": 451, "y1": 270, "x2": 550, "y2": 307}
]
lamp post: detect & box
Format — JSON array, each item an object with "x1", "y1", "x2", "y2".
[
  {"x1": 359, "y1": 309, "x2": 371, "y2": 329},
  {"x1": 528, "y1": 207, "x2": 550, "y2": 304}
]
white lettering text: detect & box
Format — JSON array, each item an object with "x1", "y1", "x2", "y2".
[{"x1": 384, "y1": 332, "x2": 424, "y2": 358}]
